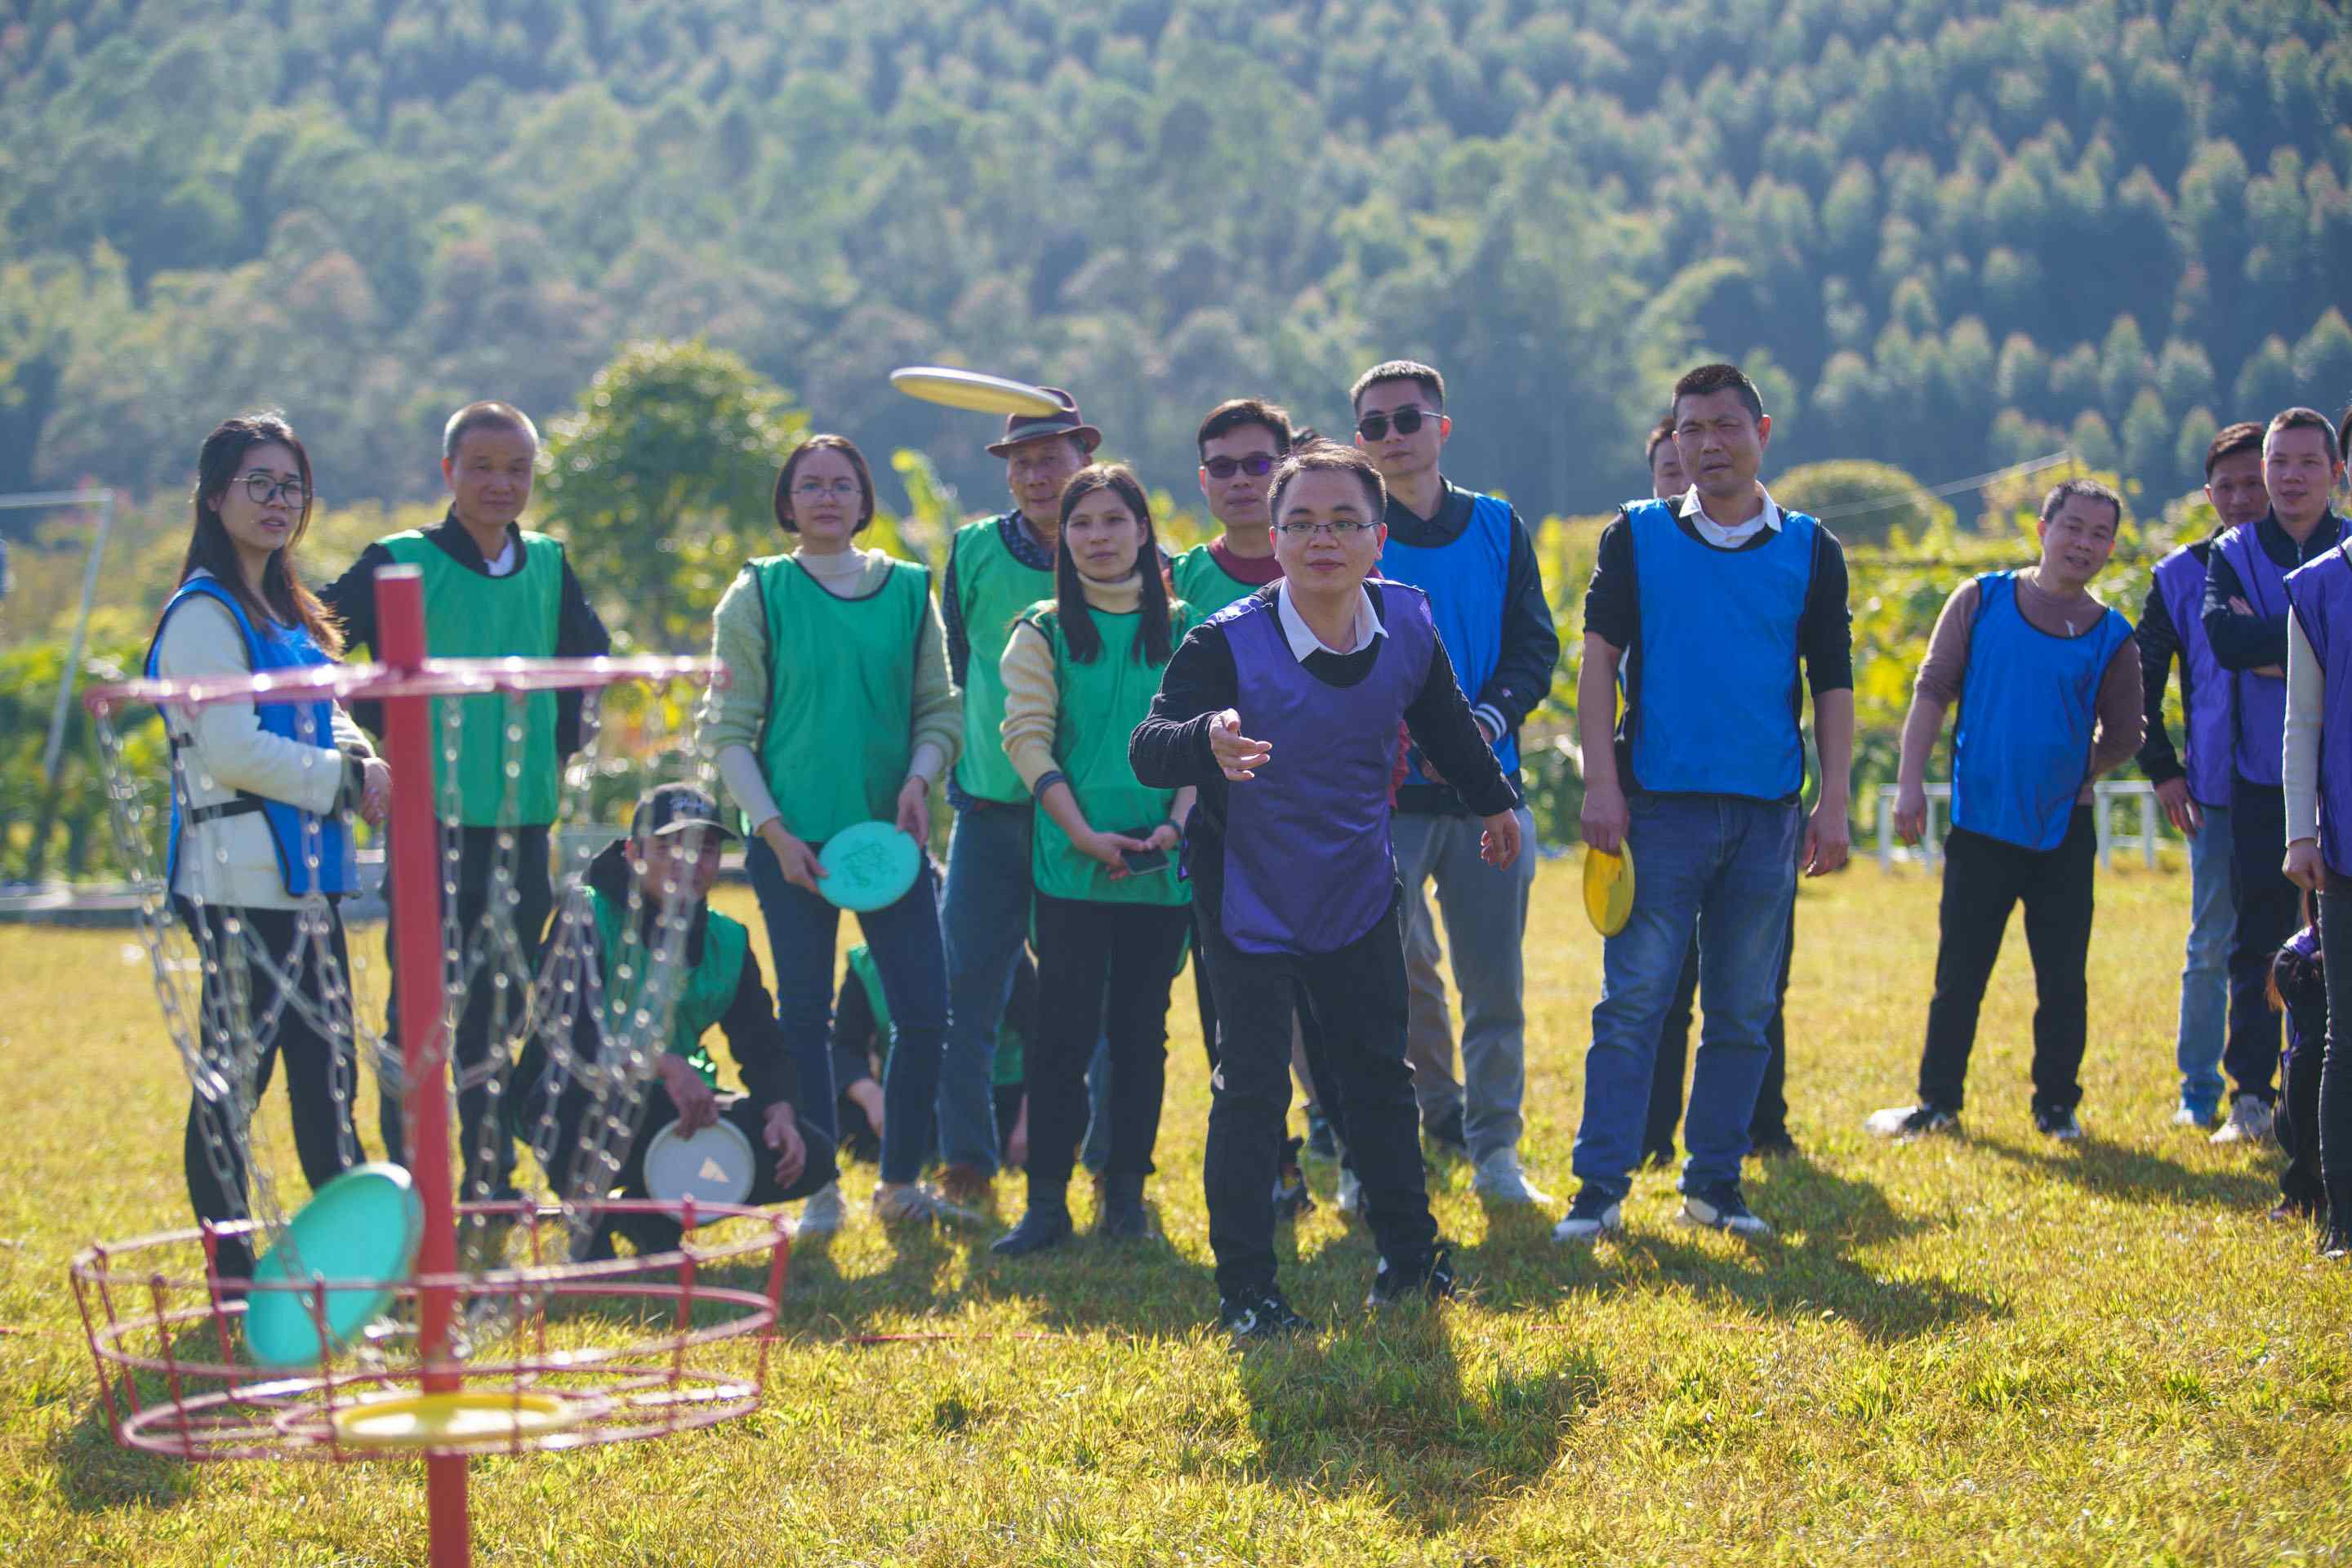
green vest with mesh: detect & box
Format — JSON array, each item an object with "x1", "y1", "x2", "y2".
[
  {"x1": 951, "y1": 518, "x2": 1055, "y2": 804},
  {"x1": 378, "y1": 529, "x2": 564, "y2": 826},
  {"x1": 1170, "y1": 544, "x2": 1266, "y2": 617},
  {"x1": 1026, "y1": 599, "x2": 1193, "y2": 906},
  {"x1": 588, "y1": 885, "x2": 749, "y2": 1089},
  {"x1": 751, "y1": 555, "x2": 929, "y2": 844}
]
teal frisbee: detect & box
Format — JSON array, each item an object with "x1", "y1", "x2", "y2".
[
  {"x1": 245, "y1": 1163, "x2": 425, "y2": 1368},
  {"x1": 817, "y1": 822, "x2": 922, "y2": 912}
]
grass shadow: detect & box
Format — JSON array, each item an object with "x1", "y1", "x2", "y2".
[
  {"x1": 45, "y1": 1381, "x2": 197, "y2": 1514},
  {"x1": 1975, "y1": 1131, "x2": 2278, "y2": 1209}
]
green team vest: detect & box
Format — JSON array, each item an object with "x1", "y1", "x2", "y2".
[
  {"x1": 847, "y1": 943, "x2": 1024, "y2": 1088},
  {"x1": 589, "y1": 885, "x2": 750, "y2": 1089},
  {"x1": 1026, "y1": 598, "x2": 1193, "y2": 906},
  {"x1": 378, "y1": 529, "x2": 564, "y2": 826},
  {"x1": 1171, "y1": 543, "x2": 1268, "y2": 616},
  {"x1": 750, "y1": 554, "x2": 928, "y2": 844},
  {"x1": 951, "y1": 518, "x2": 1056, "y2": 803}
]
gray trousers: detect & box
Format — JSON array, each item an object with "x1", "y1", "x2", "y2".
[{"x1": 1393, "y1": 808, "x2": 1537, "y2": 1161}]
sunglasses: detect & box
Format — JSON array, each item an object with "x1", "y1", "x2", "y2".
[
  {"x1": 1355, "y1": 408, "x2": 1432, "y2": 442},
  {"x1": 1204, "y1": 454, "x2": 1276, "y2": 481}
]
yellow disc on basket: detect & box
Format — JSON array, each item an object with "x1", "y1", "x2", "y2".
[
  {"x1": 1582, "y1": 843, "x2": 1635, "y2": 937},
  {"x1": 327, "y1": 1390, "x2": 582, "y2": 1450}
]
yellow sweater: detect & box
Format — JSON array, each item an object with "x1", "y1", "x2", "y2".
[{"x1": 998, "y1": 572, "x2": 1145, "y2": 793}]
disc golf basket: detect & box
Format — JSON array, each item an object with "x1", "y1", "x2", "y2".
[{"x1": 69, "y1": 564, "x2": 791, "y2": 1567}]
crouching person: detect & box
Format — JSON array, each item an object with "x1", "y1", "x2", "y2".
[{"x1": 540, "y1": 783, "x2": 838, "y2": 1257}]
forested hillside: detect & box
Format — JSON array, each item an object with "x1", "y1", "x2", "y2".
[{"x1": 1, "y1": 0, "x2": 2347, "y2": 523}]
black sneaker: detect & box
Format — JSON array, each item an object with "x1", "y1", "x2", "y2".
[
  {"x1": 1865, "y1": 1103, "x2": 1958, "y2": 1139},
  {"x1": 1366, "y1": 1243, "x2": 1457, "y2": 1306},
  {"x1": 2323, "y1": 1224, "x2": 2352, "y2": 1261},
  {"x1": 2270, "y1": 1195, "x2": 2323, "y2": 1224},
  {"x1": 989, "y1": 1205, "x2": 1073, "y2": 1257},
  {"x1": 1304, "y1": 1107, "x2": 1339, "y2": 1161},
  {"x1": 2032, "y1": 1102, "x2": 2084, "y2": 1142},
  {"x1": 1424, "y1": 1105, "x2": 1469, "y2": 1157},
  {"x1": 1218, "y1": 1287, "x2": 1316, "y2": 1342},
  {"x1": 1677, "y1": 1183, "x2": 1773, "y2": 1240}
]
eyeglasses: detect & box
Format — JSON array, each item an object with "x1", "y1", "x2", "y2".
[
  {"x1": 1204, "y1": 454, "x2": 1276, "y2": 481},
  {"x1": 238, "y1": 472, "x2": 309, "y2": 508},
  {"x1": 1275, "y1": 519, "x2": 1375, "y2": 538},
  {"x1": 1355, "y1": 408, "x2": 1432, "y2": 442},
  {"x1": 791, "y1": 479, "x2": 862, "y2": 500}
]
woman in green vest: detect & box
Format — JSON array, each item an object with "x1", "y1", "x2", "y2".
[
  {"x1": 700, "y1": 434, "x2": 966, "y2": 1232},
  {"x1": 990, "y1": 464, "x2": 1197, "y2": 1255}
]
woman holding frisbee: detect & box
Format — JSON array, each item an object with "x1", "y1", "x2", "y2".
[
  {"x1": 145, "y1": 412, "x2": 390, "y2": 1278},
  {"x1": 991, "y1": 464, "x2": 1197, "y2": 1254},
  {"x1": 700, "y1": 434, "x2": 968, "y2": 1230}
]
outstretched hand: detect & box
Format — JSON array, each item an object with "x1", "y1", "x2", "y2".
[{"x1": 1208, "y1": 709, "x2": 1272, "y2": 782}]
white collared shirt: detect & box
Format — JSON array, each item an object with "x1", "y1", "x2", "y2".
[
  {"x1": 1677, "y1": 483, "x2": 1783, "y2": 549},
  {"x1": 1276, "y1": 579, "x2": 1385, "y2": 661}
]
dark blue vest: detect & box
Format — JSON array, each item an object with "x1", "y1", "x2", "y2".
[
  {"x1": 1624, "y1": 497, "x2": 1818, "y2": 800},
  {"x1": 1377, "y1": 494, "x2": 1518, "y2": 779},
  {"x1": 1949, "y1": 572, "x2": 2132, "y2": 852},
  {"x1": 145, "y1": 575, "x2": 355, "y2": 898},
  {"x1": 2286, "y1": 544, "x2": 2352, "y2": 876},
  {"x1": 2152, "y1": 541, "x2": 2234, "y2": 808},
  {"x1": 2217, "y1": 516, "x2": 2351, "y2": 787}
]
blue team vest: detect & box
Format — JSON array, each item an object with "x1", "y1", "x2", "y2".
[
  {"x1": 2217, "y1": 516, "x2": 2351, "y2": 787},
  {"x1": 1377, "y1": 493, "x2": 1519, "y2": 780},
  {"x1": 2151, "y1": 541, "x2": 2234, "y2": 808},
  {"x1": 1949, "y1": 572, "x2": 2132, "y2": 852},
  {"x1": 1624, "y1": 498, "x2": 1818, "y2": 800},
  {"x1": 2286, "y1": 545, "x2": 2352, "y2": 877},
  {"x1": 145, "y1": 575, "x2": 356, "y2": 897}
]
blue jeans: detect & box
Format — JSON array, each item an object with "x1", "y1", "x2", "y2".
[
  {"x1": 745, "y1": 836, "x2": 948, "y2": 1184},
  {"x1": 938, "y1": 801, "x2": 1036, "y2": 1174},
  {"x1": 2176, "y1": 801, "x2": 2236, "y2": 1119},
  {"x1": 1573, "y1": 793, "x2": 1800, "y2": 1202}
]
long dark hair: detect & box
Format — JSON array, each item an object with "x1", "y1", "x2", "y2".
[
  {"x1": 162, "y1": 412, "x2": 342, "y2": 655},
  {"x1": 1054, "y1": 463, "x2": 1174, "y2": 666}
]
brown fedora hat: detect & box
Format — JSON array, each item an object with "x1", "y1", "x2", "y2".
[{"x1": 986, "y1": 386, "x2": 1102, "y2": 457}]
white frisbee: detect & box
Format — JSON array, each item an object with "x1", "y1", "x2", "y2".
[
  {"x1": 889, "y1": 365, "x2": 1062, "y2": 417},
  {"x1": 643, "y1": 1117, "x2": 756, "y2": 1209}
]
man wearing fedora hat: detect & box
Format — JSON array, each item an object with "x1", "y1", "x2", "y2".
[{"x1": 933, "y1": 389, "x2": 1102, "y2": 1202}]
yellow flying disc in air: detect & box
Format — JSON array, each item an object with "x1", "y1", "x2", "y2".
[
  {"x1": 1582, "y1": 843, "x2": 1635, "y2": 937},
  {"x1": 889, "y1": 366, "x2": 1063, "y2": 417}
]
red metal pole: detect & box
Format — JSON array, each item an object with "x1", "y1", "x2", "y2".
[{"x1": 373, "y1": 565, "x2": 471, "y2": 1568}]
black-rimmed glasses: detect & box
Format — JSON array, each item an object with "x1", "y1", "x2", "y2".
[
  {"x1": 1274, "y1": 519, "x2": 1375, "y2": 538},
  {"x1": 238, "y1": 472, "x2": 309, "y2": 508}
]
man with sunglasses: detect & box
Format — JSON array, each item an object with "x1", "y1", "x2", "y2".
[{"x1": 1352, "y1": 360, "x2": 1560, "y2": 1208}]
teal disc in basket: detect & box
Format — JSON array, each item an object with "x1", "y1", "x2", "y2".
[
  {"x1": 245, "y1": 1163, "x2": 425, "y2": 1368},
  {"x1": 817, "y1": 822, "x2": 921, "y2": 911}
]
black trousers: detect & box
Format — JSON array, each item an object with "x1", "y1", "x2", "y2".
[
  {"x1": 2279, "y1": 980, "x2": 2328, "y2": 1213},
  {"x1": 2225, "y1": 780, "x2": 2296, "y2": 1107},
  {"x1": 175, "y1": 899, "x2": 364, "y2": 1279},
  {"x1": 1200, "y1": 881, "x2": 1434, "y2": 1297},
  {"x1": 1642, "y1": 905, "x2": 1795, "y2": 1159},
  {"x1": 544, "y1": 1080, "x2": 839, "y2": 1255},
  {"x1": 2314, "y1": 891, "x2": 2352, "y2": 1224},
  {"x1": 378, "y1": 825, "x2": 555, "y2": 1198},
  {"x1": 1026, "y1": 893, "x2": 1193, "y2": 1194},
  {"x1": 1915, "y1": 810, "x2": 2096, "y2": 1114},
  {"x1": 1191, "y1": 903, "x2": 1349, "y2": 1157}
]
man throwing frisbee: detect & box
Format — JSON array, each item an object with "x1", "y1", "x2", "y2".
[{"x1": 1130, "y1": 442, "x2": 1520, "y2": 1339}]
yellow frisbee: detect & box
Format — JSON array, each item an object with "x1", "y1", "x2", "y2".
[
  {"x1": 888, "y1": 366, "x2": 1063, "y2": 417},
  {"x1": 325, "y1": 1389, "x2": 590, "y2": 1450},
  {"x1": 1582, "y1": 843, "x2": 1636, "y2": 937}
]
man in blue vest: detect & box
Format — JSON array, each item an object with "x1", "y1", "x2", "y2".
[
  {"x1": 2137, "y1": 421, "x2": 2266, "y2": 1130},
  {"x1": 1870, "y1": 480, "x2": 2142, "y2": 1143},
  {"x1": 1352, "y1": 359, "x2": 1560, "y2": 1207},
  {"x1": 323, "y1": 400, "x2": 612, "y2": 1202},
  {"x1": 2201, "y1": 407, "x2": 2352, "y2": 1147},
  {"x1": 1557, "y1": 363, "x2": 1853, "y2": 1245}
]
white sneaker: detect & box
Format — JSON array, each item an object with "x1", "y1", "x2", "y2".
[
  {"x1": 1551, "y1": 1190, "x2": 1624, "y2": 1245},
  {"x1": 2210, "y1": 1098, "x2": 2275, "y2": 1146},
  {"x1": 1472, "y1": 1151, "x2": 1555, "y2": 1206},
  {"x1": 2170, "y1": 1105, "x2": 2216, "y2": 1129},
  {"x1": 1865, "y1": 1104, "x2": 1958, "y2": 1139},
  {"x1": 1677, "y1": 1185, "x2": 1773, "y2": 1240},
  {"x1": 795, "y1": 1180, "x2": 846, "y2": 1236},
  {"x1": 1334, "y1": 1167, "x2": 1361, "y2": 1217}
]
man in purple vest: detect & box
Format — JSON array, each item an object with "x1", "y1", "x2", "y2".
[
  {"x1": 2203, "y1": 407, "x2": 2352, "y2": 1147},
  {"x1": 2138, "y1": 421, "x2": 2267, "y2": 1129},
  {"x1": 1130, "y1": 441, "x2": 1521, "y2": 1341},
  {"x1": 2280, "y1": 404, "x2": 2352, "y2": 1258}
]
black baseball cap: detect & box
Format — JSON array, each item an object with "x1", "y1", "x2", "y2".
[{"x1": 630, "y1": 782, "x2": 738, "y2": 844}]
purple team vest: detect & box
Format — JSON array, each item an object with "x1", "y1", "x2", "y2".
[
  {"x1": 2285, "y1": 545, "x2": 2352, "y2": 875},
  {"x1": 2152, "y1": 541, "x2": 2234, "y2": 808},
  {"x1": 1218, "y1": 581, "x2": 1439, "y2": 956},
  {"x1": 2220, "y1": 519, "x2": 2351, "y2": 786}
]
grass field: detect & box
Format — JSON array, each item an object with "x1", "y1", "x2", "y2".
[{"x1": 4, "y1": 858, "x2": 2350, "y2": 1565}]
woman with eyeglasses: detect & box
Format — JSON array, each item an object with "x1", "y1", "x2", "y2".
[
  {"x1": 698, "y1": 434, "x2": 964, "y2": 1232},
  {"x1": 989, "y1": 463, "x2": 1199, "y2": 1255},
  {"x1": 145, "y1": 411, "x2": 391, "y2": 1280}
]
